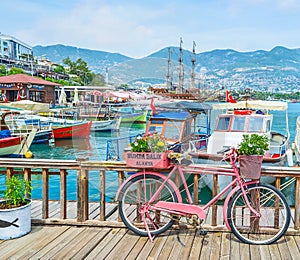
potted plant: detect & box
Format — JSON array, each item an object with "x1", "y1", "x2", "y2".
[
  {"x1": 126, "y1": 133, "x2": 169, "y2": 168},
  {"x1": 0, "y1": 176, "x2": 32, "y2": 240},
  {"x1": 237, "y1": 134, "x2": 269, "y2": 179}
]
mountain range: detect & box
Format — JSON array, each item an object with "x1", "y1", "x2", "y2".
[{"x1": 33, "y1": 44, "x2": 300, "y2": 88}]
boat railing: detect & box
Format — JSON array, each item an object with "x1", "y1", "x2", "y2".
[
  {"x1": 0, "y1": 158, "x2": 299, "y2": 232},
  {"x1": 269, "y1": 131, "x2": 290, "y2": 157},
  {"x1": 106, "y1": 134, "x2": 141, "y2": 161}
]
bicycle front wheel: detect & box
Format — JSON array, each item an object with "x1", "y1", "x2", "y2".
[
  {"x1": 227, "y1": 183, "x2": 290, "y2": 244},
  {"x1": 118, "y1": 174, "x2": 179, "y2": 237}
]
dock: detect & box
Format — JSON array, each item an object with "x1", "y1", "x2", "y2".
[
  {"x1": 0, "y1": 158, "x2": 300, "y2": 258},
  {"x1": 1, "y1": 223, "x2": 299, "y2": 259}
]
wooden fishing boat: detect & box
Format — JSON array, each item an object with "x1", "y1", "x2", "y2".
[
  {"x1": 51, "y1": 121, "x2": 92, "y2": 139},
  {"x1": 188, "y1": 100, "x2": 291, "y2": 164},
  {"x1": 5, "y1": 114, "x2": 53, "y2": 144},
  {"x1": 0, "y1": 133, "x2": 23, "y2": 156},
  {"x1": 106, "y1": 101, "x2": 212, "y2": 160},
  {"x1": 187, "y1": 100, "x2": 293, "y2": 194}
]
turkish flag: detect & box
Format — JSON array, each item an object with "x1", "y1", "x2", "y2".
[
  {"x1": 226, "y1": 90, "x2": 237, "y2": 103},
  {"x1": 17, "y1": 91, "x2": 21, "y2": 101},
  {"x1": 150, "y1": 97, "x2": 156, "y2": 115}
]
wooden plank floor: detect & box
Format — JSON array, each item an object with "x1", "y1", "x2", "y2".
[
  {"x1": 0, "y1": 225, "x2": 299, "y2": 259},
  {"x1": 0, "y1": 200, "x2": 299, "y2": 259}
]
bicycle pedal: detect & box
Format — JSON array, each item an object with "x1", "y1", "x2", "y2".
[{"x1": 199, "y1": 230, "x2": 207, "y2": 235}]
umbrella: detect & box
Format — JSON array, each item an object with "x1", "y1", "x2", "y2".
[
  {"x1": 59, "y1": 87, "x2": 67, "y2": 105},
  {"x1": 73, "y1": 87, "x2": 79, "y2": 104}
]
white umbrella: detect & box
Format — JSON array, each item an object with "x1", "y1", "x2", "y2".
[
  {"x1": 73, "y1": 87, "x2": 79, "y2": 104},
  {"x1": 59, "y1": 87, "x2": 67, "y2": 105}
]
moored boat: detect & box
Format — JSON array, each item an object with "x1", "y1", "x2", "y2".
[
  {"x1": 4, "y1": 113, "x2": 52, "y2": 144},
  {"x1": 188, "y1": 100, "x2": 293, "y2": 194},
  {"x1": 0, "y1": 133, "x2": 23, "y2": 156},
  {"x1": 188, "y1": 100, "x2": 291, "y2": 164},
  {"x1": 293, "y1": 115, "x2": 300, "y2": 165},
  {"x1": 51, "y1": 121, "x2": 92, "y2": 139}
]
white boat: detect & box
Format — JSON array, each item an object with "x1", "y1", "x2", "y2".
[
  {"x1": 4, "y1": 112, "x2": 53, "y2": 144},
  {"x1": 90, "y1": 117, "x2": 121, "y2": 132},
  {"x1": 188, "y1": 100, "x2": 293, "y2": 193},
  {"x1": 293, "y1": 116, "x2": 300, "y2": 165}
]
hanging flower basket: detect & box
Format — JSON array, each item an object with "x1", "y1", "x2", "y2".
[
  {"x1": 239, "y1": 155, "x2": 263, "y2": 179},
  {"x1": 125, "y1": 152, "x2": 170, "y2": 168}
]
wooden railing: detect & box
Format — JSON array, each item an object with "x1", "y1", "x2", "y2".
[{"x1": 0, "y1": 158, "x2": 299, "y2": 232}]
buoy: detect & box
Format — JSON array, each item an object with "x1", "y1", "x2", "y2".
[
  {"x1": 25, "y1": 150, "x2": 33, "y2": 159},
  {"x1": 286, "y1": 149, "x2": 293, "y2": 167}
]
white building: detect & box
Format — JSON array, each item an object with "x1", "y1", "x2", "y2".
[{"x1": 0, "y1": 33, "x2": 32, "y2": 61}]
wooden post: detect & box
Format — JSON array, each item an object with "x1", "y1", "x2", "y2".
[
  {"x1": 117, "y1": 171, "x2": 125, "y2": 222},
  {"x1": 194, "y1": 174, "x2": 199, "y2": 205},
  {"x1": 60, "y1": 169, "x2": 67, "y2": 219},
  {"x1": 24, "y1": 168, "x2": 31, "y2": 199},
  {"x1": 212, "y1": 174, "x2": 218, "y2": 226},
  {"x1": 42, "y1": 168, "x2": 49, "y2": 219},
  {"x1": 100, "y1": 170, "x2": 106, "y2": 221},
  {"x1": 77, "y1": 168, "x2": 89, "y2": 222},
  {"x1": 6, "y1": 167, "x2": 13, "y2": 179},
  {"x1": 295, "y1": 177, "x2": 300, "y2": 230}
]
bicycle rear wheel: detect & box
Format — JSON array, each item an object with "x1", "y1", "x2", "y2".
[
  {"x1": 118, "y1": 174, "x2": 179, "y2": 237},
  {"x1": 227, "y1": 183, "x2": 290, "y2": 244}
]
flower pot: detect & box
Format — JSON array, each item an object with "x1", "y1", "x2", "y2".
[
  {"x1": 239, "y1": 155, "x2": 263, "y2": 179},
  {"x1": 0, "y1": 199, "x2": 31, "y2": 240},
  {"x1": 125, "y1": 152, "x2": 169, "y2": 168}
]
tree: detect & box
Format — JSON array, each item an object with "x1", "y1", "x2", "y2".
[
  {"x1": 0, "y1": 65, "x2": 6, "y2": 75},
  {"x1": 8, "y1": 67, "x2": 26, "y2": 75},
  {"x1": 53, "y1": 65, "x2": 65, "y2": 74},
  {"x1": 63, "y1": 57, "x2": 95, "y2": 85}
]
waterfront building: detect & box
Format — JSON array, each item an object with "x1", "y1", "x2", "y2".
[{"x1": 0, "y1": 33, "x2": 32, "y2": 61}]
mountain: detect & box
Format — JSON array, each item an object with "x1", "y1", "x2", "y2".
[
  {"x1": 33, "y1": 44, "x2": 132, "y2": 74},
  {"x1": 33, "y1": 44, "x2": 300, "y2": 89}
]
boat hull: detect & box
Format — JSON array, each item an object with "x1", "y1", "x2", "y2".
[
  {"x1": 120, "y1": 111, "x2": 147, "y2": 123},
  {"x1": 90, "y1": 118, "x2": 121, "y2": 132},
  {"x1": 52, "y1": 121, "x2": 92, "y2": 139},
  {"x1": 0, "y1": 136, "x2": 22, "y2": 156}
]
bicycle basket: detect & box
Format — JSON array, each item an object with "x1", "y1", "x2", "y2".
[{"x1": 239, "y1": 155, "x2": 263, "y2": 179}]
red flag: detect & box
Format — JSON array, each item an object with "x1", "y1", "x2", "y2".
[
  {"x1": 150, "y1": 97, "x2": 156, "y2": 115},
  {"x1": 226, "y1": 90, "x2": 237, "y2": 103},
  {"x1": 17, "y1": 91, "x2": 21, "y2": 101},
  {"x1": 3, "y1": 95, "x2": 8, "y2": 103}
]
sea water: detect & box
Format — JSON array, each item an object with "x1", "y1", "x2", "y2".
[{"x1": 0, "y1": 102, "x2": 299, "y2": 203}]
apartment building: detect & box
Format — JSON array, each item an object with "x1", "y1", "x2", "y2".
[{"x1": 0, "y1": 33, "x2": 33, "y2": 61}]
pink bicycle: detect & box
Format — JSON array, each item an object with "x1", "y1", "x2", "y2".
[{"x1": 117, "y1": 148, "x2": 290, "y2": 244}]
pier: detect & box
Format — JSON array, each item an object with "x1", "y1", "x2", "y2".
[{"x1": 0, "y1": 158, "x2": 300, "y2": 258}]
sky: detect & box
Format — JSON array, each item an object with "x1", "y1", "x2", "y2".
[{"x1": 2, "y1": 0, "x2": 300, "y2": 58}]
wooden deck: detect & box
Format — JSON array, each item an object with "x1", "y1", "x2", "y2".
[
  {"x1": 1, "y1": 225, "x2": 300, "y2": 259},
  {"x1": 0, "y1": 200, "x2": 299, "y2": 259}
]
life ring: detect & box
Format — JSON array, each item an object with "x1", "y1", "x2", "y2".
[{"x1": 234, "y1": 110, "x2": 252, "y2": 115}]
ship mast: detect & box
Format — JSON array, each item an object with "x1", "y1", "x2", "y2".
[
  {"x1": 165, "y1": 47, "x2": 172, "y2": 90},
  {"x1": 190, "y1": 41, "x2": 196, "y2": 89},
  {"x1": 178, "y1": 37, "x2": 184, "y2": 94}
]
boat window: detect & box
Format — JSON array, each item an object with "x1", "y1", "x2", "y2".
[
  {"x1": 216, "y1": 117, "x2": 230, "y2": 131},
  {"x1": 148, "y1": 126, "x2": 163, "y2": 134},
  {"x1": 164, "y1": 121, "x2": 183, "y2": 140},
  {"x1": 265, "y1": 119, "x2": 271, "y2": 132},
  {"x1": 232, "y1": 117, "x2": 246, "y2": 131},
  {"x1": 248, "y1": 117, "x2": 264, "y2": 132},
  {"x1": 150, "y1": 119, "x2": 164, "y2": 124}
]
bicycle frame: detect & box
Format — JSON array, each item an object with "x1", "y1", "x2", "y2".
[{"x1": 117, "y1": 149, "x2": 262, "y2": 241}]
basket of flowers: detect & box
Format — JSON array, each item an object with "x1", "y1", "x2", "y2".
[
  {"x1": 125, "y1": 133, "x2": 169, "y2": 168},
  {"x1": 237, "y1": 134, "x2": 269, "y2": 179}
]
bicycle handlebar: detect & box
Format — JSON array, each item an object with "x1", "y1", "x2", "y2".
[{"x1": 222, "y1": 147, "x2": 238, "y2": 164}]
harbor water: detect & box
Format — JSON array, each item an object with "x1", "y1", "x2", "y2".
[{"x1": 0, "y1": 102, "x2": 299, "y2": 203}]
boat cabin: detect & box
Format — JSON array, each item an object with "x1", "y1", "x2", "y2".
[
  {"x1": 207, "y1": 110, "x2": 273, "y2": 154},
  {"x1": 146, "y1": 111, "x2": 196, "y2": 146}
]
